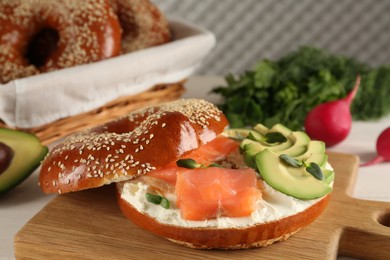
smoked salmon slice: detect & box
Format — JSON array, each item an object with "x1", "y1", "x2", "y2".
[
  {"x1": 176, "y1": 167, "x2": 261, "y2": 220},
  {"x1": 145, "y1": 135, "x2": 262, "y2": 220},
  {"x1": 185, "y1": 135, "x2": 239, "y2": 165}
]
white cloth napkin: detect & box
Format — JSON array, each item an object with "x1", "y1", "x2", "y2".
[{"x1": 0, "y1": 19, "x2": 216, "y2": 128}]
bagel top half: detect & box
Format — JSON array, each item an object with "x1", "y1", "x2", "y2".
[{"x1": 39, "y1": 99, "x2": 228, "y2": 194}]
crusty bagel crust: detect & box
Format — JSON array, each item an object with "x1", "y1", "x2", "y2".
[
  {"x1": 0, "y1": 0, "x2": 122, "y2": 83},
  {"x1": 39, "y1": 99, "x2": 228, "y2": 194},
  {"x1": 116, "y1": 186, "x2": 331, "y2": 249},
  {"x1": 109, "y1": 0, "x2": 171, "y2": 53}
]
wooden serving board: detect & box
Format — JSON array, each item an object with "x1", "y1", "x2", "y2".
[{"x1": 14, "y1": 152, "x2": 390, "y2": 259}]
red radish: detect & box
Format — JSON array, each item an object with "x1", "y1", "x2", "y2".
[
  {"x1": 304, "y1": 75, "x2": 361, "y2": 147},
  {"x1": 361, "y1": 127, "x2": 390, "y2": 167}
]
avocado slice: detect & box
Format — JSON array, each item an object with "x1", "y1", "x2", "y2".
[
  {"x1": 253, "y1": 123, "x2": 292, "y2": 136},
  {"x1": 240, "y1": 127, "x2": 311, "y2": 167},
  {"x1": 242, "y1": 148, "x2": 262, "y2": 169},
  {"x1": 255, "y1": 149, "x2": 332, "y2": 200},
  {"x1": 295, "y1": 141, "x2": 325, "y2": 161},
  {"x1": 242, "y1": 130, "x2": 309, "y2": 157},
  {"x1": 239, "y1": 127, "x2": 294, "y2": 152},
  {"x1": 223, "y1": 128, "x2": 263, "y2": 140},
  {"x1": 305, "y1": 153, "x2": 328, "y2": 168},
  {"x1": 252, "y1": 123, "x2": 269, "y2": 134},
  {"x1": 241, "y1": 137, "x2": 294, "y2": 153},
  {"x1": 0, "y1": 128, "x2": 48, "y2": 194},
  {"x1": 269, "y1": 123, "x2": 292, "y2": 137},
  {"x1": 280, "y1": 131, "x2": 310, "y2": 157},
  {"x1": 283, "y1": 153, "x2": 328, "y2": 179},
  {"x1": 323, "y1": 169, "x2": 335, "y2": 185}
]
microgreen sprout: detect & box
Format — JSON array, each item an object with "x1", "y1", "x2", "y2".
[
  {"x1": 176, "y1": 158, "x2": 224, "y2": 169},
  {"x1": 279, "y1": 154, "x2": 324, "y2": 180},
  {"x1": 145, "y1": 193, "x2": 170, "y2": 209}
]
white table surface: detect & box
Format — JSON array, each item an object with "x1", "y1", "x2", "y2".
[{"x1": 1, "y1": 76, "x2": 389, "y2": 259}]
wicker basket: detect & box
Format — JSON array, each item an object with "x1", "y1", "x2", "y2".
[
  {"x1": 0, "y1": 19, "x2": 216, "y2": 144},
  {"x1": 0, "y1": 82, "x2": 185, "y2": 145}
]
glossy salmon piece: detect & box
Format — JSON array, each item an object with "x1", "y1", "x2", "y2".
[
  {"x1": 145, "y1": 135, "x2": 261, "y2": 220},
  {"x1": 147, "y1": 136, "x2": 238, "y2": 185},
  {"x1": 145, "y1": 165, "x2": 178, "y2": 185},
  {"x1": 185, "y1": 135, "x2": 239, "y2": 165},
  {"x1": 176, "y1": 167, "x2": 261, "y2": 220}
]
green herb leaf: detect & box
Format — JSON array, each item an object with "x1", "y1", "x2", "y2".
[
  {"x1": 254, "y1": 60, "x2": 277, "y2": 88},
  {"x1": 177, "y1": 158, "x2": 224, "y2": 169},
  {"x1": 145, "y1": 193, "x2": 162, "y2": 205},
  {"x1": 176, "y1": 158, "x2": 202, "y2": 169},
  {"x1": 146, "y1": 193, "x2": 170, "y2": 209},
  {"x1": 208, "y1": 163, "x2": 224, "y2": 168},
  {"x1": 211, "y1": 46, "x2": 390, "y2": 129},
  {"x1": 247, "y1": 131, "x2": 262, "y2": 141},
  {"x1": 160, "y1": 197, "x2": 170, "y2": 209},
  {"x1": 225, "y1": 130, "x2": 245, "y2": 140},
  {"x1": 305, "y1": 162, "x2": 324, "y2": 180},
  {"x1": 264, "y1": 132, "x2": 287, "y2": 144},
  {"x1": 279, "y1": 154, "x2": 303, "y2": 167}
]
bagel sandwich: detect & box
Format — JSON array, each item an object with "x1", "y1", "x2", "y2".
[{"x1": 39, "y1": 98, "x2": 334, "y2": 249}]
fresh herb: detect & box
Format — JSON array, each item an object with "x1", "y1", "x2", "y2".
[
  {"x1": 176, "y1": 158, "x2": 202, "y2": 169},
  {"x1": 305, "y1": 162, "x2": 324, "y2": 180},
  {"x1": 263, "y1": 132, "x2": 287, "y2": 144},
  {"x1": 279, "y1": 154, "x2": 324, "y2": 180},
  {"x1": 247, "y1": 131, "x2": 286, "y2": 144},
  {"x1": 208, "y1": 163, "x2": 224, "y2": 168},
  {"x1": 176, "y1": 158, "x2": 224, "y2": 169},
  {"x1": 279, "y1": 154, "x2": 303, "y2": 167},
  {"x1": 212, "y1": 46, "x2": 390, "y2": 129},
  {"x1": 160, "y1": 197, "x2": 170, "y2": 209},
  {"x1": 145, "y1": 193, "x2": 170, "y2": 209}
]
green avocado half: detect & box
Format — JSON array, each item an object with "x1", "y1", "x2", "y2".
[{"x1": 0, "y1": 128, "x2": 48, "y2": 195}]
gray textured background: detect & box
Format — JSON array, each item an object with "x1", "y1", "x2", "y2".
[{"x1": 153, "y1": 0, "x2": 390, "y2": 75}]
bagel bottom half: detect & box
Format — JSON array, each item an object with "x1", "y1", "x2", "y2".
[{"x1": 115, "y1": 185, "x2": 331, "y2": 249}]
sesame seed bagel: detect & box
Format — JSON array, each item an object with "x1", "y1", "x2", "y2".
[
  {"x1": 109, "y1": 0, "x2": 171, "y2": 53},
  {"x1": 39, "y1": 99, "x2": 228, "y2": 194},
  {"x1": 116, "y1": 185, "x2": 331, "y2": 249},
  {"x1": 0, "y1": 0, "x2": 122, "y2": 84}
]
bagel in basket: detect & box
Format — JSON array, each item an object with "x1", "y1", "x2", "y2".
[{"x1": 39, "y1": 98, "x2": 334, "y2": 249}]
